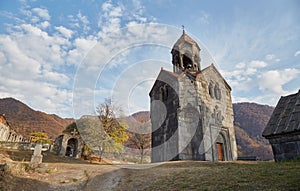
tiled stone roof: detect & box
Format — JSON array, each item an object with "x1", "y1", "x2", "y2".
[{"x1": 263, "y1": 90, "x2": 300, "y2": 137}]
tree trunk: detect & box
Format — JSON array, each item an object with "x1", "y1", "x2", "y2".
[
  {"x1": 140, "y1": 149, "x2": 144, "y2": 164},
  {"x1": 98, "y1": 146, "x2": 104, "y2": 162}
]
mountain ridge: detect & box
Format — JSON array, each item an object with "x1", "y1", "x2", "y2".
[
  {"x1": 0, "y1": 97, "x2": 74, "y2": 140},
  {"x1": 0, "y1": 97, "x2": 274, "y2": 159}
]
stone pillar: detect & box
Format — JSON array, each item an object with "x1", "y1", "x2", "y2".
[{"x1": 30, "y1": 144, "x2": 43, "y2": 167}]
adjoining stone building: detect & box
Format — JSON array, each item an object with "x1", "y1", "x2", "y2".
[
  {"x1": 263, "y1": 90, "x2": 300, "y2": 162},
  {"x1": 0, "y1": 114, "x2": 25, "y2": 142},
  {"x1": 150, "y1": 31, "x2": 237, "y2": 162},
  {"x1": 53, "y1": 129, "x2": 84, "y2": 158}
]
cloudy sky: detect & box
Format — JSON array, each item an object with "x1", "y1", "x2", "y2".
[{"x1": 0, "y1": 0, "x2": 299, "y2": 118}]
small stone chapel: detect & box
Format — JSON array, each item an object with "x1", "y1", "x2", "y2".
[
  {"x1": 149, "y1": 30, "x2": 237, "y2": 162},
  {"x1": 54, "y1": 129, "x2": 83, "y2": 158}
]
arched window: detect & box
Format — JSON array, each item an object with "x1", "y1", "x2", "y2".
[
  {"x1": 159, "y1": 85, "x2": 168, "y2": 101},
  {"x1": 159, "y1": 87, "x2": 164, "y2": 101},
  {"x1": 165, "y1": 85, "x2": 168, "y2": 101},
  {"x1": 214, "y1": 83, "x2": 222, "y2": 100},
  {"x1": 209, "y1": 82, "x2": 214, "y2": 98}
]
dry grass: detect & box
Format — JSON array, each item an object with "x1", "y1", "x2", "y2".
[
  {"x1": 1, "y1": 149, "x2": 300, "y2": 191},
  {"x1": 116, "y1": 161, "x2": 300, "y2": 191}
]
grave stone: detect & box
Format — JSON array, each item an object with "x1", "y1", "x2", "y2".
[{"x1": 30, "y1": 144, "x2": 43, "y2": 167}]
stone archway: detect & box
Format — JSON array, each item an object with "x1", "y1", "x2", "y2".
[{"x1": 66, "y1": 138, "x2": 78, "y2": 157}]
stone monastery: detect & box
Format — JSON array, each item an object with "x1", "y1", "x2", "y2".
[{"x1": 150, "y1": 31, "x2": 237, "y2": 162}]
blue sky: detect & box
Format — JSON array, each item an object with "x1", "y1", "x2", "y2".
[{"x1": 0, "y1": 0, "x2": 299, "y2": 118}]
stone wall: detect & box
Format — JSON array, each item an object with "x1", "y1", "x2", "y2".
[
  {"x1": 177, "y1": 73, "x2": 203, "y2": 160},
  {"x1": 268, "y1": 133, "x2": 300, "y2": 162},
  {"x1": 0, "y1": 122, "x2": 10, "y2": 141},
  {"x1": 151, "y1": 73, "x2": 179, "y2": 162},
  {"x1": 0, "y1": 115, "x2": 25, "y2": 142},
  {"x1": 198, "y1": 65, "x2": 237, "y2": 161},
  {"x1": 0, "y1": 141, "x2": 31, "y2": 150}
]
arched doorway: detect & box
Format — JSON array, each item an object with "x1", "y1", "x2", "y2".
[
  {"x1": 65, "y1": 138, "x2": 78, "y2": 157},
  {"x1": 216, "y1": 133, "x2": 227, "y2": 161},
  {"x1": 216, "y1": 143, "x2": 224, "y2": 161}
]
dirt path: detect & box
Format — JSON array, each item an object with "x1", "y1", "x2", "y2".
[
  {"x1": 1, "y1": 162, "x2": 124, "y2": 191},
  {"x1": 82, "y1": 168, "x2": 123, "y2": 191},
  {"x1": 43, "y1": 163, "x2": 123, "y2": 191}
]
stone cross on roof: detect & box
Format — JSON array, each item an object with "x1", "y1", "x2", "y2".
[{"x1": 72, "y1": 128, "x2": 78, "y2": 136}]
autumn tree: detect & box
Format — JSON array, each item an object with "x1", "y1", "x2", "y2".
[
  {"x1": 30, "y1": 132, "x2": 51, "y2": 144},
  {"x1": 80, "y1": 99, "x2": 128, "y2": 161}
]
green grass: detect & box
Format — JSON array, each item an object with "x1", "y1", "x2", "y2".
[{"x1": 117, "y1": 161, "x2": 300, "y2": 191}]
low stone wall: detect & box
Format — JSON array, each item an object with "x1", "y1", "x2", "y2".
[{"x1": 0, "y1": 141, "x2": 31, "y2": 150}]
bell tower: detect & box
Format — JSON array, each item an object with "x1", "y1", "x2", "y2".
[{"x1": 171, "y1": 29, "x2": 201, "y2": 73}]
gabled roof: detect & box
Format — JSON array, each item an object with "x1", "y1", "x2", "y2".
[
  {"x1": 200, "y1": 64, "x2": 232, "y2": 91},
  {"x1": 149, "y1": 68, "x2": 179, "y2": 96},
  {"x1": 263, "y1": 90, "x2": 300, "y2": 138},
  {"x1": 172, "y1": 32, "x2": 201, "y2": 51}
]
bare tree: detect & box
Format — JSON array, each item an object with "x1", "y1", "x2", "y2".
[{"x1": 126, "y1": 114, "x2": 151, "y2": 164}]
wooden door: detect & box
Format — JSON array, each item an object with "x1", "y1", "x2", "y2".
[{"x1": 216, "y1": 143, "x2": 224, "y2": 161}]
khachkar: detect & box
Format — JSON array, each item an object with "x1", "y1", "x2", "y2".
[
  {"x1": 149, "y1": 30, "x2": 237, "y2": 162},
  {"x1": 30, "y1": 143, "x2": 43, "y2": 167}
]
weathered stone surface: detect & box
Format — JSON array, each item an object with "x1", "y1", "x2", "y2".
[
  {"x1": 0, "y1": 114, "x2": 25, "y2": 142},
  {"x1": 150, "y1": 32, "x2": 237, "y2": 162},
  {"x1": 30, "y1": 144, "x2": 43, "y2": 166},
  {"x1": 53, "y1": 130, "x2": 83, "y2": 159}
]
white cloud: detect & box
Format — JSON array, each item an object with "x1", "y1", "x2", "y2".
[
  {"x1": 258, "y1": 68, "x2": 300, "y2": 94},
  {"x1": 32, "y1": 7, "x2": 50, "y2": 20},
  {"x1": 265, "y1": 54, "x2": 280, "y2": 62},
  {"x1": 101, "y1": 1, "x2": 113, "y2": 11},
  {"x1": 199, "y1": 11, "x2": 210, "y2": 24},
  {"x1": 265, "y1": 54, "x2": 275, "y2": 60},
  {"x1": 109, "y1": 6, "x2": 122, "y2": 17},
  {"x1": 0, "y1": 6, "x2": 75, "y2": 116},
  {"x1": 77, "y1": 11, "x2": 89, "y2": 25},
  {"x1": 221, "y1": 60, "x2": 269, "y2": 94},
  {"x1": 0, "y1": 0, "x2": 160, "y2": 117},
  {"x1": 55, "y1": 26, "x2": 74, "y2": 38},
  {"x1": 232, "y1": 94, "x2": 280, "y2": 106},
  {"x1": 294, "y1": 50, "x2": 300, "y2": 57},
  {"x1": 97, "y1": 2, "x2": 124, "y2": 37},
  {"x1": 231, "y1": 67, "x2": 300, "y2": 105},
  {"x1": 235, "y1": 62, "x2": 246, "y2": 69},
  {"x1": 249, "y1": 60, "x2": 268, "y2": 68},
  {"x1": 223, "y1": 60, "x2": 267, "y2": 81},
  {"x1": 77, "y1": 11, "x2": 90, "y2": 33},
  {"x1": 39, "y1": 21, "x2": 50, "y2": 29}
]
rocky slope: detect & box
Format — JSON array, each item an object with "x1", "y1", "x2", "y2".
[
  {"x1": 0, "y1": 98, "x2": 74, "y2": 140},
  {"x1": 233, "y1": 102, "x2": 274, "y2": 160}
]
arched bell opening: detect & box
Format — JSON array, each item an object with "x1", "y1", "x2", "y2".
[{"x1": 182, "y1": 54, "x2": 193, "y2": 70}]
